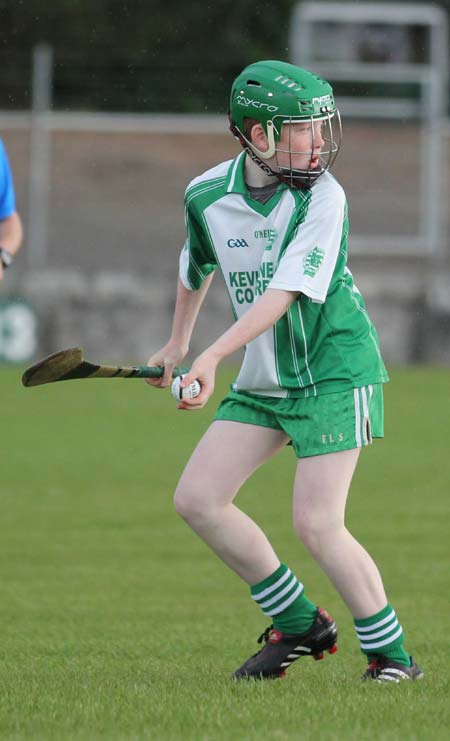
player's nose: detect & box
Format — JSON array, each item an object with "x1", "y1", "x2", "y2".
[{"x1": 314, "y1": 125, "x2": 325, "y2": 148}]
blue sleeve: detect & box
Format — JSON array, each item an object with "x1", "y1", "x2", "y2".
[{"x1": 0, "y1": 139, "x2": 16, "y2": 219}]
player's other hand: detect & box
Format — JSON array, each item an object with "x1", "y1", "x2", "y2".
[
  {"x1": 146, "y1": 342, "x2": 188, "y2": 389},
  {"x1": 177, "y1": 350, "x2": 219, "y2": 411}
]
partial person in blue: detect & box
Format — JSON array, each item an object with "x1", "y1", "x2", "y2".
[{"x1": 0, "y1": 137, "x2": 23, "y2": 281}]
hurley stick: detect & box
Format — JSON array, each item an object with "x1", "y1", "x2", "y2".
[{"x1": 22, "y1": 348, "x2": 187, "y2": 387}]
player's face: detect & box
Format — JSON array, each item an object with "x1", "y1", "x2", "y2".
[{"x1": 273, "y1": 120, "x2": 326, "y2": 172}]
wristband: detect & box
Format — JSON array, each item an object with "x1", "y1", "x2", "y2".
[{"x1": 0, "y1": 247, "x2": 13, "y2": 269}]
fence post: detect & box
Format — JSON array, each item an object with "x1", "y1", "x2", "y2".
[{"x1": 28, "y1": 43, "x2": 53, "y2": 269}]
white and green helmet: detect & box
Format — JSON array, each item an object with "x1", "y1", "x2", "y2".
[{"x1": 229, "y1": 60, "x2": 342, "y2": 188}]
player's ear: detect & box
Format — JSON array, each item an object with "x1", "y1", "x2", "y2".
[{"x1": 249, "y1": 123, "x2": 269, "y2": 153}]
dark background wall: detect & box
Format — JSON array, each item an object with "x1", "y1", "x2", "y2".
[
  {"x1": 1, "y1": 0, "x2": 449, "y2": 112},
  {"x1": 1, "y1": 0, "x2": 295, "y2": 111}
]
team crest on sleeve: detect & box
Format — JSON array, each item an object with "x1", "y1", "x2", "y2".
[{"x1": 303, "y1": 246, "x2": 325, "y2": 277}]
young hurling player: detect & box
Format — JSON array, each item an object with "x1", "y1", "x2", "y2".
[{"x1": 147, "y1": 61, "x2": 422, "y2": 683}]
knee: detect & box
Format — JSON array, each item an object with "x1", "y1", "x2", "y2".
[
  {"x1": 174, "y1": 476, "x2": 220, "y2": 528},
  {"x1": 293, "y1": 511, "x2": 342, "y2": 557},
  {"x1": 293, "y1": 514, "x2": 321, "y2": 555},
  {"x1": 173, "y1": 482, "x2": 204, "y2": 524}
]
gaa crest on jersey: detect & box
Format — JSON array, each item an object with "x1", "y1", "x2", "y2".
[
  {"x1": 303, "y1": 246, "x2": 325, "y2": 277},
  {"x1": 227, "y1": 238, "x2": 249, "y2": 248}
]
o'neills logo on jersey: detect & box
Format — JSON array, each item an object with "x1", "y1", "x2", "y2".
[
  {"x1": 236, "y1": 95, "x2": 279, "y2": 113},
  {"x1": 254, "y1": 228, "x2": 277, "y2": 251}
]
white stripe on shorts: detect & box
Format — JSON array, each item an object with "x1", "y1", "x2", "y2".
[
  {"x1": 354, "y1": 388, "x2": 362, "y2": 447},
  {"x1": 361, "y1": 387, "x2": 369, "y2": 444}
]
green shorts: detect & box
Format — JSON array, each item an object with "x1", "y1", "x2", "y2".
[{"x1": 214, "y1": 385, "x2": 384, "y2": 458}]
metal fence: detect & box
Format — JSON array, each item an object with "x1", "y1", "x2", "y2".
[{"x1": 1, "y1": 111, "x2": 449, "y2": 277}]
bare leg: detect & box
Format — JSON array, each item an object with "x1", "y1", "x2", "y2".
[
  {"x1": 293, "y1": 449, "x2": 387, "y2": 618},
  {"x1": 174, "y1": 420, "x2": 289, "y2": 584}
]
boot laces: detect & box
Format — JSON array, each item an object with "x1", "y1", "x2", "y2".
[{"x1": 257, "y1": 625, "x2": 274, "y2": 645}]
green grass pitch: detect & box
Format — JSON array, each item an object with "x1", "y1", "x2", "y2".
[{"x1": 1, "y1": 365, "x2": 449, "y2": 740}]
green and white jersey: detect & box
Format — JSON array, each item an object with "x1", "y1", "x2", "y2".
[{"x1": 179, "y1": 151, "x2": 388, "y2": 398}]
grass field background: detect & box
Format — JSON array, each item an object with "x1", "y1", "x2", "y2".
[{"x1": 1, "y1": 365, "x2": 449, "y2": 740}]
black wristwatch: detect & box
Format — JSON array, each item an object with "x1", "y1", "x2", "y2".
[{"x1": 0, "y1": 247, "x2": 13, "y2": 269}]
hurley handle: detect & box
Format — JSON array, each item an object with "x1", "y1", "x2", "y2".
[{"x1": 131, "y1": 365, "x2": 189, "y2": 379}]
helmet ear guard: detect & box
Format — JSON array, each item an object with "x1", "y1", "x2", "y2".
[
  {"x1": 230, "y1": 118, "x2": 277, "y2": 160},
  {"x1": 251, "y1": 120, "x2": 277, "y2": 160},
  {"x1": 229, "y1": 116, "x2": 278, "y2": 176}
]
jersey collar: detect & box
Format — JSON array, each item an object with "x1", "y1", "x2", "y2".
[
  {"x1": 225, "y1": 151, "x2": 288, "y2": 196},
  {"x1": 225, "y1": 152, "x2": 289, "y2": 216},
  {"x1": 225, "y1": 152, "x2": 248, "y2": 194}
]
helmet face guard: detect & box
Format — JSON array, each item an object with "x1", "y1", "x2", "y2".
[{"x1": 229, "y1": 60, "x2": 342, "y2": 189}]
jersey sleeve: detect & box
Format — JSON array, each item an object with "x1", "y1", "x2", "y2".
[
  {"x1": 0, "y1": 140, "x2": 16, "y2": 219},
  {"x1": 179, "y1": 197, "x2": 217, "y2": 291},
  {"x1": 269, "y1": 183, "x2": 346, "y2": 303}
]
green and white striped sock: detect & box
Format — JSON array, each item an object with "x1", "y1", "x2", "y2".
[
  {"x1": 355, "y1": 603, "x2": 410, "y2": 666},
  {"x1": 251, "y1": 563, "x2": 317, "y2": 635}
]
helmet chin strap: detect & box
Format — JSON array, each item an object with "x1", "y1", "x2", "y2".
[
  {"x1": 249, "y1": 147, "x2": 324, "y2": 189},
  {"x1": 247, "y1": 144, "x2": 320, "y2": 190},
  {"x1": 245, "y1": 145, "x2": 279, "y2": 179}
]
